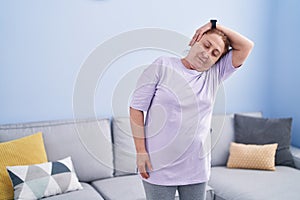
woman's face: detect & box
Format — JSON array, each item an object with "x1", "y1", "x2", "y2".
[{"x1": 187, "y1": 33, "x2": 225, "y2": 72}]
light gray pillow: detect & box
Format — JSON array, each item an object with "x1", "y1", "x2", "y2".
[
  {"x1": 112, "y1": 117, "x2": 137, "y2": 176},
  {"x1": 234, "y1": 114, "x2": 295, "y2": 167},
  {"x1": 210, "y1": 112, "x2": 262, "y2": 166}
]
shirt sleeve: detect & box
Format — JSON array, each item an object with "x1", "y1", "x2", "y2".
[
  {"x1": 215, "y1": 50, "x2": 238, "y2": 83},
  {"x1": 130, "y1": 57, "x2": 162, "y2": 112}
]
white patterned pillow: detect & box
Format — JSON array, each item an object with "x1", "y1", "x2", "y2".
[{"x1": 6, "y1": 157, "x2": 82, "y2": 199}]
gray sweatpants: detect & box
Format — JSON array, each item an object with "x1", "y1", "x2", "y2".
[{"x1": 142, "y1": 180, "x2": 207, "y2": 200}]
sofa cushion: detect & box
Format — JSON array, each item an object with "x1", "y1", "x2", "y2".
[
  {"x1": 210, "y1": 112, "x2": 262, "y2": 166},
  {"x1": 7, "y1": 157, "x2": 82, "y2": 199},
  {"x1": 0, "y1": 132, "x2": 48, "y2": 200},
  {"x1": 0, "y1": 118, "x2": 114, "y2": 182},
  {"x1": 91, "y1": 175, "x2": 146, "y2": 200},
  {"x1": 91, "y1": 175, "x2": 215, "y2": 200},
  {"x1": 209, "y1": 166, "x2": 300, "y2": 200},
  {"x1": 112, "y1": 117, "x2": 137, "y2": 176},
  {"x1": 234, "y1": 115, "x2": 295, "y2": 167},
  {"x1": 43, "y1": 182, "x2": 104, "y2": 200},
  {"x1": 227, "y1": 142, "x2": 278, "y2": 170}
]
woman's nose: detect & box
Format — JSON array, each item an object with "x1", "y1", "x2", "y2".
[{"x1": 202, "y1": 51, "x2": 209, "y2": 59}]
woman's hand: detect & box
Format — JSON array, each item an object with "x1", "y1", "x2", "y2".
[
  {"x1": 189, "y1": 22, "x2": 212, "y2": 46},
  {"x1": 137, "y1": 151, "x2": 153, "y2": 179},
  {"x1": 130, "y1": 107, "x2": 152, "y2": 178}
]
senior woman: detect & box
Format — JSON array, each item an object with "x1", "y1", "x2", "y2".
[{"x1": 129, "y1": 20, "x2": 254, "y2": 200}]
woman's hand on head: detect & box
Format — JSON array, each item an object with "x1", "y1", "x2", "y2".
[
  {"x1": 189, "y1": 22, "x2": 212, "y2": 46},
  {"x1": 137, "y1": 151, "x2": 153, "y2": 179}
]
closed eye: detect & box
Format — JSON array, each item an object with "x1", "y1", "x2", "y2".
[
  {"x1": 204, "y1": 42, "x2": 210, "y2": 49},
  {"x1": 213, "y1": 49, "x2": 220, "y2": 57}
]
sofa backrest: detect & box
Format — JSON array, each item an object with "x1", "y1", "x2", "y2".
[
  {"x1": 210, "y1": 112, "x2": 262, "y2": 166},
  {"x1": 112, "y1": 117, "x2": 137, "y2": 176},
  {"x1": 0, "y1": 112, "x2": 263, "y2": 181},
  {"x1": 0, "y1": 118, "x2": 114, "y2": 182}
]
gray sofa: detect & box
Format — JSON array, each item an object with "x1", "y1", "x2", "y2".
[
  {"x1": 0, "y1": 112, "x2": 299, "y2": 200},
  {"x1": 209, "y1": 113, "x2": 300, "y2": 200}
]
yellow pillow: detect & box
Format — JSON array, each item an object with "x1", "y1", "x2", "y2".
[
  {"x1": 0, "y1": 132, "x2": 48, "y2": 200},
  {"x1": 227, "y1": 142, "x2": 278, "y2": 171}
]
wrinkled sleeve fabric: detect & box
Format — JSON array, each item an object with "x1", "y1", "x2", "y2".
[
  {"x1": 130, "y1": 57, "x2": 162, "y2": 112},
  {"x1": 215, "y1": 50, "x2": 238, "y2": 83}
]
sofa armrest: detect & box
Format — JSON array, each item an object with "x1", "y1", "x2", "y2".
[{"x1": 291, "y1": 146, "x2": 300, "y2": 170}]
